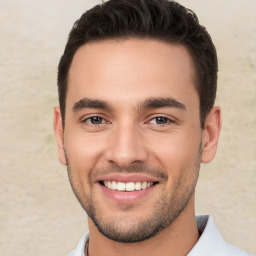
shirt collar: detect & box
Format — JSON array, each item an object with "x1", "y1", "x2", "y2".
[{"x1": 188, "y1": 215, "x2": 227, "y2": 255}]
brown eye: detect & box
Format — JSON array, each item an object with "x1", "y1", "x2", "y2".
[
  {"x1": 149, "y1": 116, "x2": 170, "y2": 125},
  {"x1": 87, "y1": 116, "x2": 103, "y2": 124},
  {"x1": 155, "y1": 117, "x2": 168, "y2": 124}
]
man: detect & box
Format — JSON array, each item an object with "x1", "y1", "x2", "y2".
[{"x1": 53, "y1": 0, "x2": 252, "y2": 255}]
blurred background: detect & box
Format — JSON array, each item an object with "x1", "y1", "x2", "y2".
[{"x1": 0, "y1": 0, "x2": 255, "y2": 255}]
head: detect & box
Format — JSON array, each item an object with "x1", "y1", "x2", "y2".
[
  {"x1": 58, "y1": 0, "x2": 218, "y2": 129},
  {"x1": 54, "y1": 0, "x2": 221, "y2": 244}
]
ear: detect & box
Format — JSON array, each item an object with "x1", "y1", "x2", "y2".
[
  {"x1": 53, "y1": 106, "x2": 67, "y2": 165},
  {"x1": 201, "y1": 106, "x2": 221, "y2": 163}
]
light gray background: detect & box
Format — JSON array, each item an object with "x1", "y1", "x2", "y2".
[{"x1": 0, "y1": 0, "x2": 255, "y2": 255}]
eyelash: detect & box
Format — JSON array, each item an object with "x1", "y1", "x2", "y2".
[
  {"x1": 148, "y1": 116, "x2": 175, "y2": 125},
  {"x1": 82, "y1": 116, "x2": 108, "y2": 126},
  {"x1": 81, "y1": 115, "x2": 175, "y2": 127}
]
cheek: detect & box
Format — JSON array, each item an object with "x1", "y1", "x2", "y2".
[
  {"x1": 64, "y1": 130, "x2": 107, "y2": 169},
  {"x1": 64, "y1": 133, "x2": 104, "y2": 197},
  {"x1": 149, "y1": 130, "x2": 201, "y2": 172}
]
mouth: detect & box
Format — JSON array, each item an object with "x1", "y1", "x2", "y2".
[
  {"x1": 100, "y1": 181, "x2": 158, "y2": 192},
  {"x1": 96, "y1": 173, "x2": 160, "y2": 203}
]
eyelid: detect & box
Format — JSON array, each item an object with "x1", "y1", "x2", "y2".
[
  {"x1": 146, "y1": 114, "x2": 176, "y2": 124},
  {"x1": 149, "y1": 118, "x2": 174, "y2": 125},
  {"x1": 80, "y1": 114, "x2": 110, "y2": 125}
]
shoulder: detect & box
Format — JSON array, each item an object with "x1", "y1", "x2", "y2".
[
  {"x1": 65, "y1": 232, "x2": 89, "y2": 256},
  {"x1": 224, "y1": 243, "x2": 254, "y2": 256},
  {"x1": 66, "y1": 251, "x2": 76, "y2": 256},
  {"x1": 188, "y1": 215, "x2": 253, "y2": 256}
]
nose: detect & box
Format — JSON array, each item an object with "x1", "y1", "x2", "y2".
[{"x1": 105, "y1": 123, "x2": 148, "y2": 168}]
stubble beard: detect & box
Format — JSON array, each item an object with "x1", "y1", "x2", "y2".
[{"x1": 65, "y1": 151, "x2": 201, "y2": 243}]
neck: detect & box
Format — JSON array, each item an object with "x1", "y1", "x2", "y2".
[{"x1": 87, "y1": 198, "x2": 200, "y2": 256}]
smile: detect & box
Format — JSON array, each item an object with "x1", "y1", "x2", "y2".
[{"x1": 102, "y1": 181, "x2": 155, "y2": 192}]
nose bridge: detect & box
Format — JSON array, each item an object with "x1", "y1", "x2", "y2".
[{"x1": 105, "y1": 121, "x2": 147, "y2": 167}]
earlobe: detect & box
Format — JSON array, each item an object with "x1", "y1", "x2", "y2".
[
  {"x1": 201, "y1": 106, "x2": 221, "y2": 163},
  {"x1": 53, "y1": 106, "x2": 67, "y2": 165}
]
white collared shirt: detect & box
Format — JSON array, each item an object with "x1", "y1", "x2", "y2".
[{"x1": 66, "y1": 215, "x2": 253, "y2": 256}]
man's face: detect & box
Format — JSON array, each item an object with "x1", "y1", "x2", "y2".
[{"x1": 56, "y1": 39, "x2": 204, "y2": 242}]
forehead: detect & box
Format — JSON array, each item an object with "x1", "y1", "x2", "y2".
[{"x1": 67, "y1": 38, "x2": 198, "y2": 109}]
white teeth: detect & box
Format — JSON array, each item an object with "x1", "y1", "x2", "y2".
[
  {"x1": 135, "y1": 182, "x2": 142, "y2": 190},
  {"x1": 112, "y1": 181, "x2": 117, "y2": 190},
  {"x1": 117, "y1": 182, "x2": 126, "y2": 191},
  {"x1": 103, "y1": 181, "x2": 154, "y2": 191},
  {"x1": 107, "y1": 181, "x2": 112, "y2": 188},
  {"x1": 141, "y1": 182, "x2": 147, "y2": 189},
  {"x1": 125, "y1": 182, "x2": 135, "y2": 191}
]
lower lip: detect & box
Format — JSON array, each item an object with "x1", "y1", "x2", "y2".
[{"x1": 99, "y1": 183, "x2": 157, "y2": 204}]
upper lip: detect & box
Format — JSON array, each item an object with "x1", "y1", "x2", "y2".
[{"x1": 96, "y1": 173, "x2": 159, "y2": 183}]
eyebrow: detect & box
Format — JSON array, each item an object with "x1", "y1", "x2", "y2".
[
  {"x1": 72, "y1": 98, "x2": 111, "y2": 112},
  {"x1": 139, "y1": 97, "x2": 186, "y2": 111},
  {"x1": 72, "y1": 97, "x2": 186, "y2": 113}
]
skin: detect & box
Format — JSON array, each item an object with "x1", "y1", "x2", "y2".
[{"x1": 54, "y1": 39, "x2": 221, "y2": 256}]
